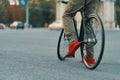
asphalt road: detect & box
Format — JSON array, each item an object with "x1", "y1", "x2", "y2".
[{"x1": 0, "y1": 28, "x2": 120, "y2": 80}]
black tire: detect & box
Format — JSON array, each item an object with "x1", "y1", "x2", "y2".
[
  {"x1": 81, "y1": 13, "x2": 105, "y2": 69},
  {"x1": 57, "y1": 29, "x2": 69, "y2": 60}
]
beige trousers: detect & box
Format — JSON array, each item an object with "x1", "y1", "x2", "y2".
[{"x1": 62, "y1": 0, "x2": 99, "y2": 57}]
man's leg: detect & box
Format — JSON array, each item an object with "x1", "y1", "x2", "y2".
[
  {"x1": 62, "y1": 0, "x2": 84, "y2": 42},
  {"x1": 62, "y1": 0, "x2": 85, "y2": 57},
  {"x1": 85, "y1": 0, "x2": 99, "y2": 58}
]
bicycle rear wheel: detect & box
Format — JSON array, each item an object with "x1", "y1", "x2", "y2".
[
  {"x1": 57, "y1": 29, "x2": 68, "y2": 60},
  {"x1": 81, "y1": 13, "x2": 105, "y2": 69},
  {"x1": 57, "y1": 18, "x2": 78, "y2": 61}
]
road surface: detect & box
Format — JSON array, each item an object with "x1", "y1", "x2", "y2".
[{"x1": 0, "y1": 28, "x2": 120, "y2": 80}]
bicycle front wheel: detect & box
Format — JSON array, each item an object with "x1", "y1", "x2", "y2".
[{"x1": 81, "y1": 13, "x2": 105, "y2": 69}]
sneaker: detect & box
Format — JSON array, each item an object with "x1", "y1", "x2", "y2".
[
  {"x1": 80, "y1": 56, "x2": 95, "y2": 64},
  {"x1": 66, "y1": 40, "x2": 80, "y2": 57}
]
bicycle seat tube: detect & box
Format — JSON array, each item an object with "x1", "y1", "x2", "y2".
[{"x1": 79, "y1": 0, "x2": 88, "y2": 42}]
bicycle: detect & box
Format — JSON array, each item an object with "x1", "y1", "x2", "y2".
[{"x1": 57, "y1": 0, "x2": 105, "y2": 70}]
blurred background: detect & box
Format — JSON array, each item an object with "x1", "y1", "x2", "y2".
[
  {"x1": 0, "y1": 0, "x2": 120, "y2": 29},
  {"x1": 0, "y1": 0, "x2": 56, "y2": 29}
]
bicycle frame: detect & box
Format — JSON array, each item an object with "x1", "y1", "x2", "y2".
[
  {"x1": 72, "y1": 0, "x2": 98, "y2": 58},
  {"x1": 72, "y1": 0, "x2": 88, "y2": 42}
]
